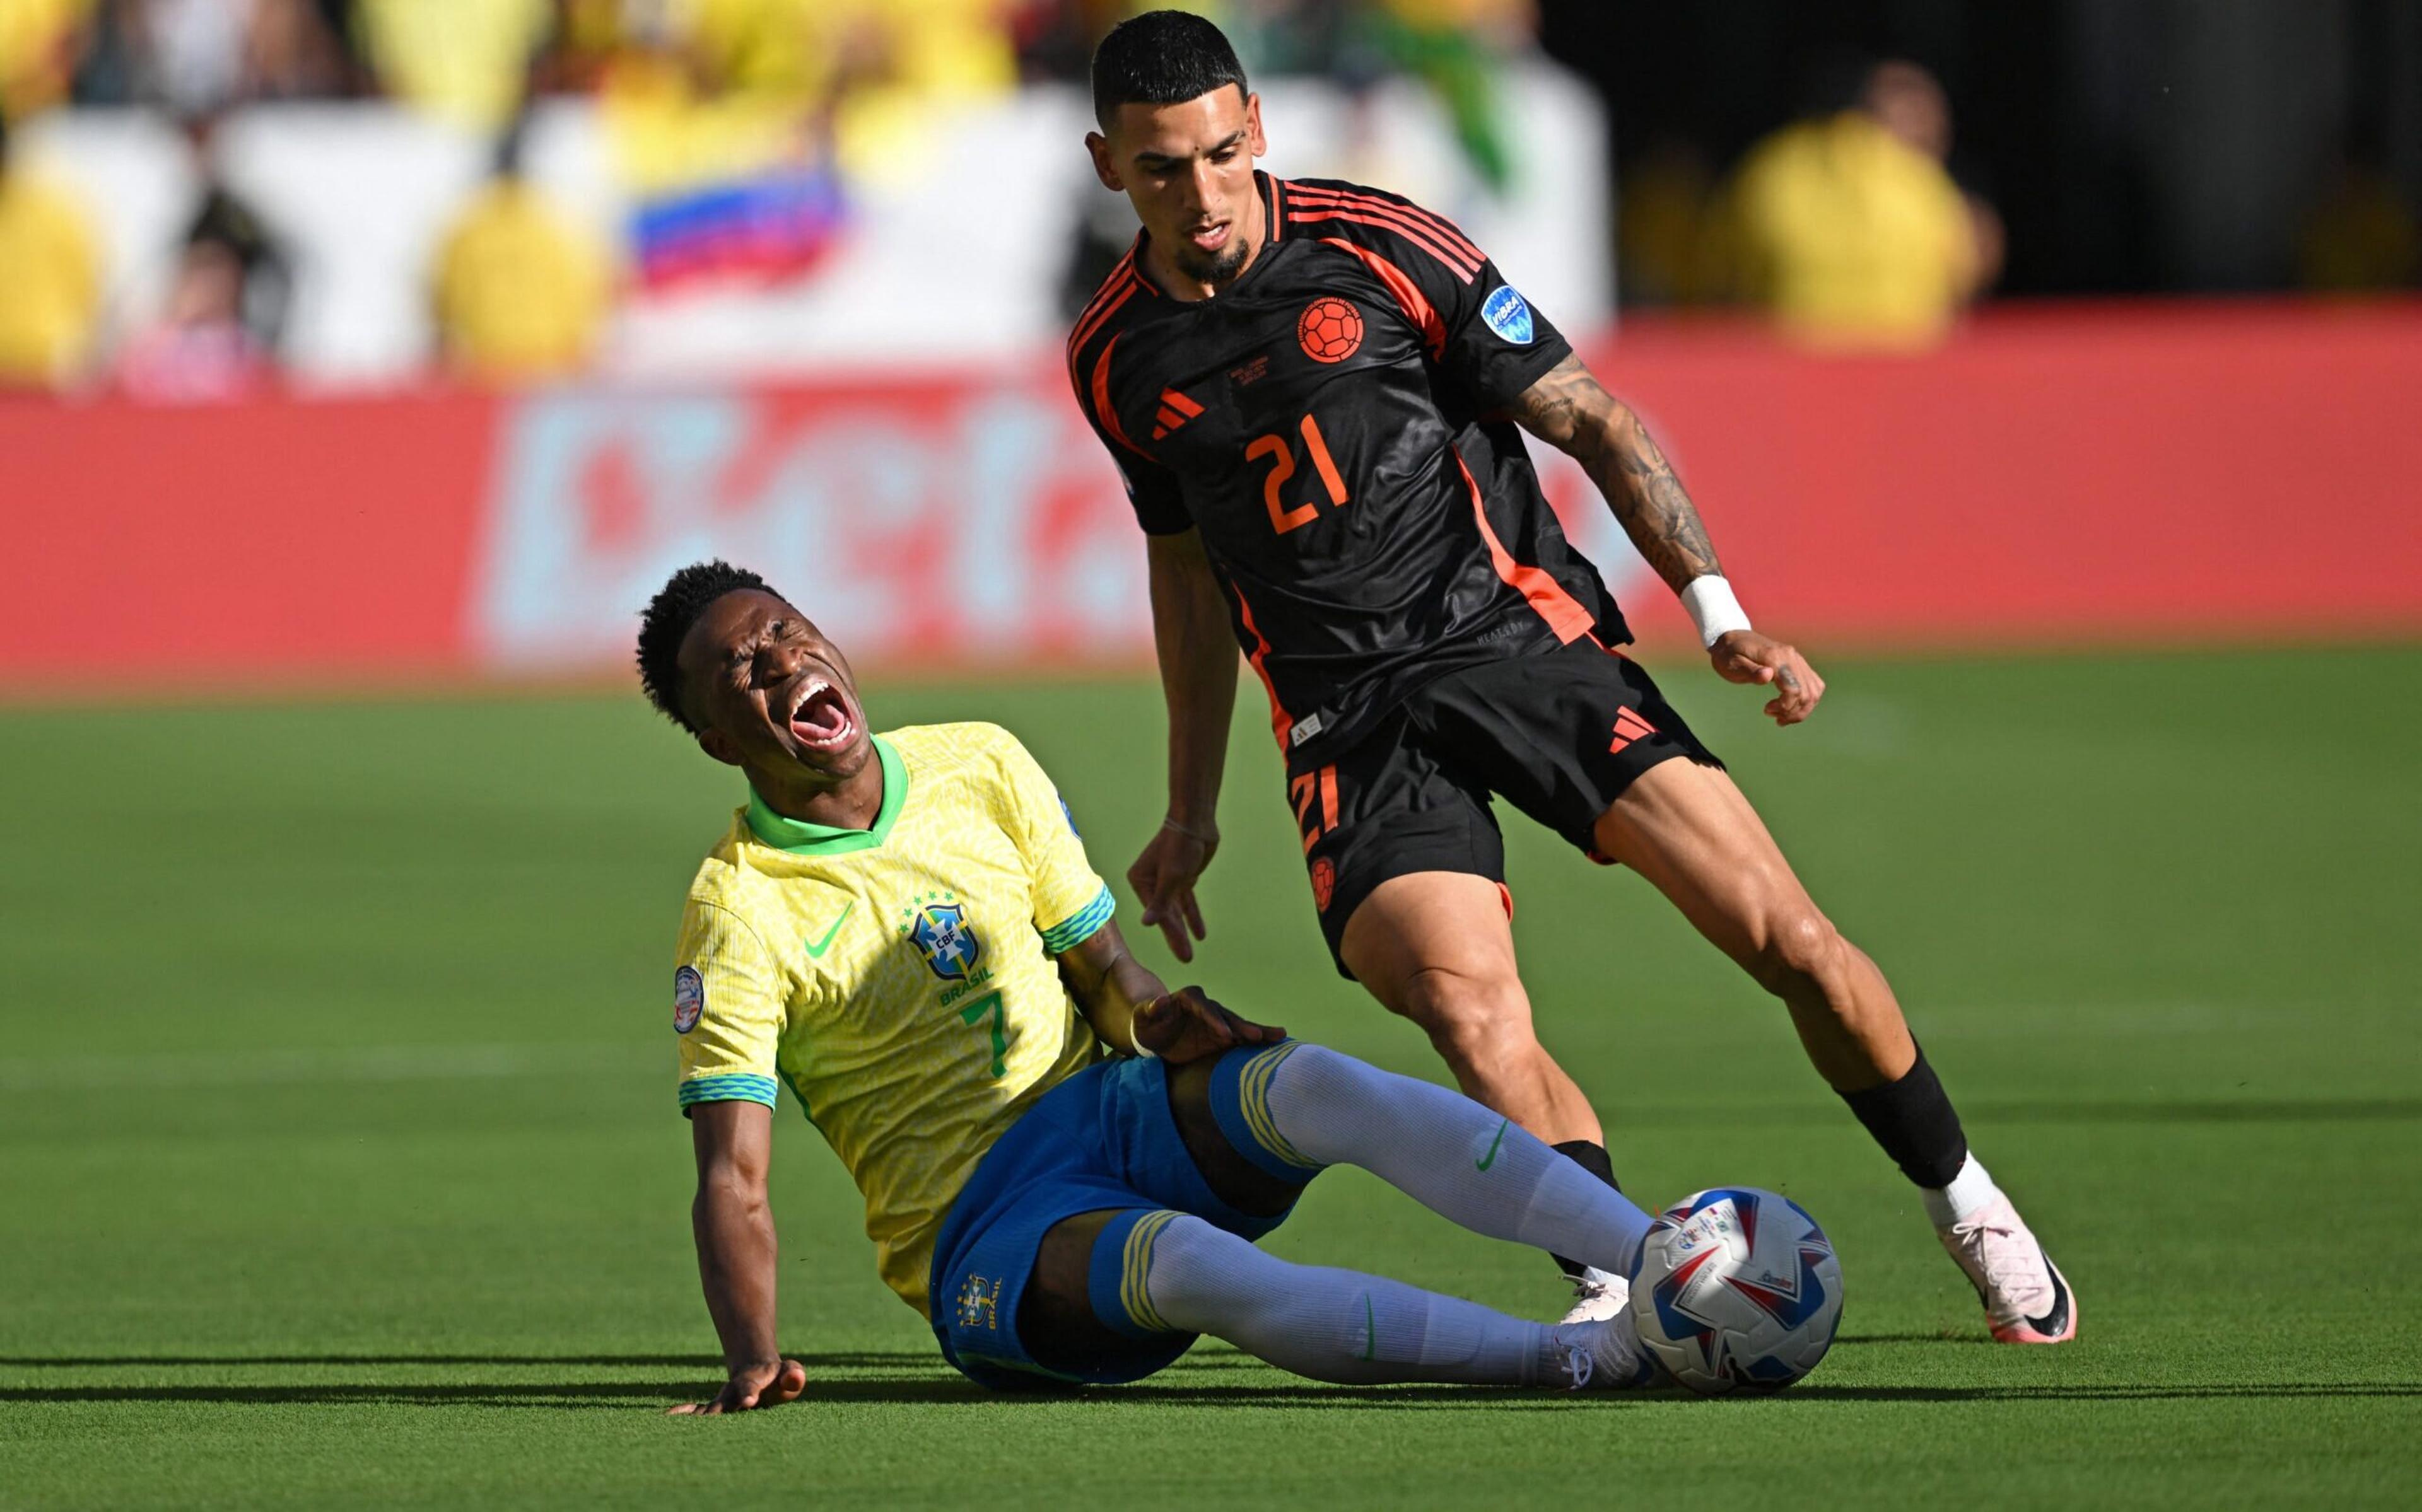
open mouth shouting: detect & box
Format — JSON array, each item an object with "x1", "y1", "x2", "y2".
[{"x1": 781, "y1": 672, "x2": 860, "y2": 756}]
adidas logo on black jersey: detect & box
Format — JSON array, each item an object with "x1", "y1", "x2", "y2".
[{"x1": 1152, "y1": 388, "x2": 1204, "y2": 440}]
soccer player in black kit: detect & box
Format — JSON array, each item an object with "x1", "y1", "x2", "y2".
[{"x1": 1070, "y1": 12, "x2": 2073, "y2": 1344}]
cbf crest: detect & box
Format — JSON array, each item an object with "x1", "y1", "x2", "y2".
[
  {"x1": 898, "y1": 890, "x2": 982, "y2": 981},
  {"x1": 954, "y1": 1273, "x2": 1003, "y2": 1331}
]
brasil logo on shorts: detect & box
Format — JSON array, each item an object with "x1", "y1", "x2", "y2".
[
  {"x1": 899, "y1": 893, "x2": 983, "y2": 981},
  {"x1": 1482, "y1": 285, "x2": 1535, "y2": 344},
  {"x1": 955, "y1": 1273, "x2": 1003, "y2": 1330}
]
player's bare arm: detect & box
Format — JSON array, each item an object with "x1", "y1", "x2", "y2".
[
  {"x1": 670, "y1": 1100, "x2": 807, "y2": 1416},
  {"x1": 1056, "y1": 919, "x2": 1284, "y2": 1064},
  {"x1": 1509, "y1": 354, "x2": 1826, "y2": 726},
  {"x1": 1129, "y1": 528, "x2": 1239, "y2": 960}
]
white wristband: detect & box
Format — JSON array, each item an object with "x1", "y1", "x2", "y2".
[
  {"x1": 1128, "y1": 996, "x2": 1161, "y2": 1059},
  {"x1": 1680, "y1": 575, "x2": 1752, "y2": 649}
]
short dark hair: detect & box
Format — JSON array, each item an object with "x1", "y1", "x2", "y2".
[
  {"x1": 636, "y1": 559, "x2": 775, "y2": 733},
  {"x1": 1091, "y1": 9, "x2": 1248, "y2": 129}
]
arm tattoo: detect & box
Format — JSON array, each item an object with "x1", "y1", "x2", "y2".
[{"x1": 1509, "y1": 354, "x2": 1722, "y2": 593}]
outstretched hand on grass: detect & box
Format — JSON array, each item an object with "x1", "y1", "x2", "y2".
[
  {"x1": 670, "y1": 1357, "x2": 808, "y2": 1416},
  {"x1": 1132, "y1": 985, "x2": 1283, "y2": 1065}
]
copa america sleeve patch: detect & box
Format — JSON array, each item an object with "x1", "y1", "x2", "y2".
[
  {"x1": 1482, "y1": 285, "x2": 1535, "y2": 344},
  {"x1": 673, "y1": 965, "x2": 705, "y2": 1033}
]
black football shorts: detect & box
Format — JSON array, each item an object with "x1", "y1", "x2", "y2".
[{"x1": 1287, "y1": 636, "x2": 1724, "y2": 977}]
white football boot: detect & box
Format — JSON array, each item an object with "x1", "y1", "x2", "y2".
[
  {"x1": 1938, "y1": 1194, "x2": 2078, "y2": 1344},
  {"x1": 1548, "y1": 1301, "x2": 1661, "y2": 1390},
  {"x1": 1557, "y1": 1265, "x2": 1631, "y2": 1326}
]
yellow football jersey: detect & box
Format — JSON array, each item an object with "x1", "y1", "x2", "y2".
[
  {"x1": 1721, "y1": 110, "x2": 1976, "y2": 349},
  {"x1": 671, "y1": 723, "x2": 1116, "y2": 1317}
]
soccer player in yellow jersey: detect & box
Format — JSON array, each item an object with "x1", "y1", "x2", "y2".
[{"x1": 638, "y1": 561, "x2": 1707, "y2": 1410}]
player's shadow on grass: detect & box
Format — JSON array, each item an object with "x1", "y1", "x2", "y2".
[
  {"x1": 1785, "y1": 1383, "x2": 2422, "y2": 1403},
  {"x1": 1, "y1": 1349, "x2": 1282, "y2": 1373},
  {"x1": 8, "y1": 1356, "x2": 2419, "y2": 1412},
  {"x1": 0, "y1": 1378, "x2": 1579, "y2": 1412},
  {"x1": 0, "y1": 1380, "x2": 1639, "y2": 1410},
  {"x1": 9, "y1": 1381, "x2": 2421, "y2": 1411},
  {"x1": 1966, "y1": 1097, "x2": 2422, "y2": 1124},
  {"x1": 3, "y1": 1382, "x2": 708, "y2": 1409},
  {"x1": 7, "y1": 1352, "x2": 784, "y2": 1370}
]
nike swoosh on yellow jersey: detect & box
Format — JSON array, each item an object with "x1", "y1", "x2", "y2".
[{"x1": 804, "y1": 900, "x2": 856, "y2": 958}]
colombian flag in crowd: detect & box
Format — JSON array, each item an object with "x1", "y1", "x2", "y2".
[
  {"x1": 604, "y1": 59, "x2": 851, "y2": 298},
  {"x1": 629, "y1": 167, "x2": 846, "y2": 293}
]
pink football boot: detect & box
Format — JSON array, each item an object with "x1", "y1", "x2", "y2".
[{"x1": 1939, "y1": 1194, "x2": 2078, "y2": 1344}]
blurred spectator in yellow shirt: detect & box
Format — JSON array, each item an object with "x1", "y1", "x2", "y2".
[
  {"x1": 1717, "y1": 59, "x2": 1999, "y2": 349},
  {"x1": 354, "y1": 0, "x2": 554, "y2": 127},
  {"x1": 0, "y1": 0, "x2": 95, "y2": 119},
  {"x1": 823, "y1": 0, "x2": 1016, "y2": 181},
  {"x1": 578, "y1": 0, "x2": 1014, "y2": 196},
  {"x1": 0, "y1": 113, "x2": 105, "y2": 389},
  {"x1": 585, "y1": 0, "x2": 823, "y2": 195},
  {"x1": 431, "y1": 124, "x2": 612, "y2": 380}
]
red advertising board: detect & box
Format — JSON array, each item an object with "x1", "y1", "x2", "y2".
[
  {"x1": 1598, "y1": 303, "x2": 2422, "y2": 646},
  {"x1": 3, "y1": 301, "x2": 2416, "y2": 694},
  {"x1": 1, "y1": 391, "x2": 496, "y2": 683}
]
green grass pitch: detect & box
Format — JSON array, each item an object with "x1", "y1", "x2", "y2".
[{"x1": 3, "y1": 646, "x2": 2416, "y2": 1509}]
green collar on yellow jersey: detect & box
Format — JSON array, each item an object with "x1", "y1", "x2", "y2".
[{"x1": 744, "y1": 735, "x2": 906, "y2": 855}]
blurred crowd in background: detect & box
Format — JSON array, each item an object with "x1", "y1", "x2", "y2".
[{"x1": 1, "y1": 0, "x2": 2416, "y2": 395}]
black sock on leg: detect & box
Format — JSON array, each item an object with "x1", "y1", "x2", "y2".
[
  {"x1": 1548, "y1": 1139, "x2": 1622, "y2": 1280},
  {"x1": 1838, "y1": 1046, "x2": 1968, "y2": 1190}
]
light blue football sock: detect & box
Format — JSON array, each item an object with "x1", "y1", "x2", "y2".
[
  {"x1": 1259, "y1": 1043, "x2": 1651, "y2": 1277},
  {"x1": 1140, "y1": 1214, "x2": 1560, "y2": 1387}
]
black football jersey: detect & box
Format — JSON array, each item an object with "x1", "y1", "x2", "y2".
[{"x1": 1070, "y1": 171, "x2": 1631, "y2": 758}]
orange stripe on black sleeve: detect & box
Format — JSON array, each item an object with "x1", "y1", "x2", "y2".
[
  {"x1": 1090, "y1": 332, "x2": 1152, "y2": 460},
  {"x1": 1285, "y1": 208, "x2": 1479, "y2": 282},
  {"x1": 1289, "y1": 185, "x2": 1485, "y2": 264},
  {"x1": 1068, "y1": 266, "x2": 1138, "y2": 364},
  {"x1": 1285, "y1": 189, "x2": 1485, "y2": 276},
  {"x1": 1068, "y1": 264, "x2": 1126, "y2": 352},
  {"x1": 1319, "y1": 237, "x2": 1447, "y2": 358}
]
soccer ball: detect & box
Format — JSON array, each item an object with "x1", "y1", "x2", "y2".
[
  {"x1": 1297, "y1": 298, "x2": 1364, "y2": 363},
  {"x1": 1630, "y1": 1187, "x2": 1843, "y2": 1393}
]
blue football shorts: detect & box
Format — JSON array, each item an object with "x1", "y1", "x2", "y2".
[{"x1": 927, "y1": 1042, "x2": 1320, "y2": 1391}]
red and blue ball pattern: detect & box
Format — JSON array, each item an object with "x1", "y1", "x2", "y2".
[{"x1": 1634, "y1": 1186, "x2": 1844, "y2": 1393}]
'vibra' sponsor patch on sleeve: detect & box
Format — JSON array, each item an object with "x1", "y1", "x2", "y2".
[{"x1": 1482, "y1": 285, "x2": 1535, "y2": 344}]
